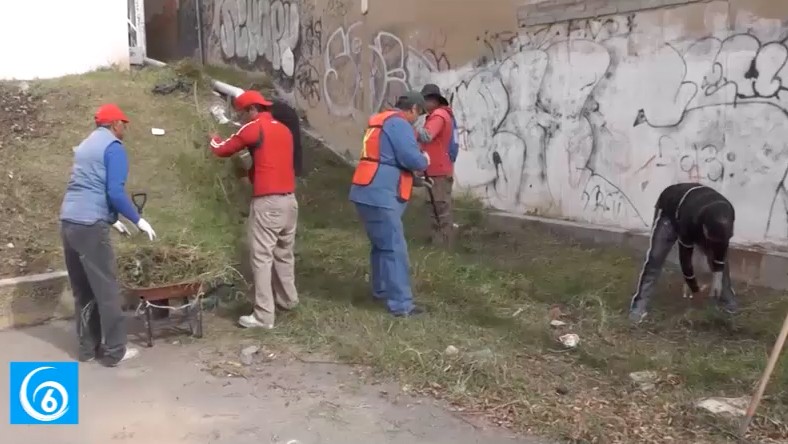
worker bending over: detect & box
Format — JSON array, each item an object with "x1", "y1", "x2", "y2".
[
  {"x1": 629, "y1": 182, "x2": 738, "y2": 324},
  {"x1": 209, "y1": 90, "x2": 298, "y2": 329},
  {"x1": 416, "y1": 84, "x2": 459, "y2": 247},
  {"x1": 60, "y1": 104, "x2": 157, "y2": 366},
  {"x1": 350, "y1": 91, "x2": 431, "y2": 317}
]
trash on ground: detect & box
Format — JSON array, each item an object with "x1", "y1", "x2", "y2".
[
  {"x1": 558, "y1": 333, "x2": 580, "y2": 348},
  {"x1": 550, "y1": 319, "x2": 567, "y2": 327},
  {"x1": 151, "y1": 128, "x2": 165, "y2": 136},
  {"x1": 444, "y1": 345, "x2": 459, "y2": 356},
  {"x1": 629, "y1": 370, "x2": 658, "y2": 391},
  {"x1": 696, "y1": 396, "x2": 750, "y2": 417},
  {"x1": 240, "y1": 345, "x2": 259, "y2": 366},
  {"x1": 151, "y1": 79, "x2": 193, "y2": 95}
]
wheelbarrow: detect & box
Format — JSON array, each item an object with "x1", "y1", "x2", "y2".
[
  {"x1": 123, "y1": 281, "x2": 204, "y2": 347},
  {"x1": 120, "y1": 192, "x2": 204, "y2": 347}
]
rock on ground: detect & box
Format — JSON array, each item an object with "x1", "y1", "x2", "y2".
[{"x1": 696, "y1": 396, "x2": 750, "y2": 417}]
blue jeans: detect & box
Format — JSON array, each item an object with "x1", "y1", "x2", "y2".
[{"x1": 354, "y1": 202, "x2": 414, "y2": 315}]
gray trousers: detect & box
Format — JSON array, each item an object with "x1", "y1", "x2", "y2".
[
  {"x1": 630, "y1": 210, "x2": 735, "y2": 312},
  {"x1": 61, "y1": 221, "x2": 127, "y2": 364}
]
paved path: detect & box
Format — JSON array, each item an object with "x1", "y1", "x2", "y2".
[{"x1": 0, "y1": 321, "x2": 548, "y2": 444}]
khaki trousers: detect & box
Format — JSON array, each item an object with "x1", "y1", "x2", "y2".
[
  {"x1": 248, "y1": 193, "x2": 299, "y2": 324},
  {"x1": 427, "y1": 176, "x2": 454, "y2": 247}
]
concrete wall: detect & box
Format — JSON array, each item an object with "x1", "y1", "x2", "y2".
[
  {"x1": 0, "y1": 0, "x2": 130, "y2": 80},
  {"x1": 200, "y1": 0, "x2": 788, "y2": 250},
  {"x1": 0, "y1": 272, "x2": 73, "y2": 330}
]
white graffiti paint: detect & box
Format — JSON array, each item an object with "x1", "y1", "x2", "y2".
[
  {"x1": 322, "y1": 22, "x2": 409, "y2": 116},
  {"x1": 411, "y1": 11, "x2": 788, "y2": 246},
  {"x1": 215, "y1": 0, "x2": 299, "y2": 77},
  {"x1": 215, "y1": 1, "x2": 788, "y2": 246},
  {"x1": 322, "y1": 22, "x2": 449, "y2": 117}
]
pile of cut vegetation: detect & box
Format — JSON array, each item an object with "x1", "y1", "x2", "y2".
[{"x1": 116, "y1": 243, "x2": 237, "y2": 289}]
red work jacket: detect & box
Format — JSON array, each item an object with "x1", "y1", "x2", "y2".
[
  {"x1": 210, "y1": 112, "x2": 296, "y2": 196},
  {"x1": 420, "y1": 106, "x2": 454, "y2": 177}
]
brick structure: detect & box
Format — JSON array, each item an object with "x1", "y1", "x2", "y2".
[{"x1": 518, "y1": 0, "x2": 710, "y2": 27}]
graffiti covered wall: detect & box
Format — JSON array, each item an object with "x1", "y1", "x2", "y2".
[{"x1": 202, "y1": 0, "x2": 788, "y2": 248}]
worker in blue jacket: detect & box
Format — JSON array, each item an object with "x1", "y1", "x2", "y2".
[
  {"x1": 60, "y1": 104, "x2": 157, "y2": 367},
  {"x1": 349, "y1": 91, "x2": 430, "y2": 317}
]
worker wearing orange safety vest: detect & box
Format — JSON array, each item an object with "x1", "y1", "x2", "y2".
[{"x1": 349, "y1": 91, "x2": 431, "y2": 317}]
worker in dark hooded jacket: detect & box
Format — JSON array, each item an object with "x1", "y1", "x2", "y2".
[
  {"x1": 416, "y1": 84, "x2": 459, "y2": 247},
  {"x1": 629, "y1": 183, "x2": 738, "y2": 324}
]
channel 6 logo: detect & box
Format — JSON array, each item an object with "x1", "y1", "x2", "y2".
[{"x1": 9, "y1": 362, "x2": 79, "y2": 425}]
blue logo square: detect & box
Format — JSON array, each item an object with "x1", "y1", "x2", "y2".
[{"x1": 9, "y1": 361, "x2": 79, "y2": 425}]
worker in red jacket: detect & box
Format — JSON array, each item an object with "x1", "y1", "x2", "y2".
[
  {"x1": 208, "y1": 90, "x2": 298, "y2": 329},
  {"x1": 417, "y1": 84, "x2": 458, "y2": 247}
]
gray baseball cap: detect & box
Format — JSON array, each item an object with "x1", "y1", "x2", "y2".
[{"x1": 395, "y1": 90, "x2": 427, "y2": 110}]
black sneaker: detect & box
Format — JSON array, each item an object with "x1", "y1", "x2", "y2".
[{"x1": 393, "y1": 306, "x2": 425, "y2": 318}]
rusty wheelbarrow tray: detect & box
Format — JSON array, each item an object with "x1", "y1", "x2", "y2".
[{"x1": 123, "y1": 280, "x2": 204, "y2": 347}]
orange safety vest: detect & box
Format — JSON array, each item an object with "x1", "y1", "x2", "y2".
[{"x1": 351, "y1": 111, "x2": 414, "y2": 201}]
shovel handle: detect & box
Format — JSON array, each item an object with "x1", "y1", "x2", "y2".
[{"x1": 132, "y1": 193, "x2": 147, "y2": 215}]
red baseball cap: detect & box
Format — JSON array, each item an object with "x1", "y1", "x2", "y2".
[
  {"x1": 233, "y1": 90, "x2": 272, "y2": 111},
  {"x1": 94, "y1": 104, "x2": 129, "y2": 125}
]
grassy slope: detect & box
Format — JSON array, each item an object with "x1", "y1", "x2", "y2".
[
  {"x1": 1, "y1": 66, "x2": 786, "y2": 443},
  {"x1": 0, "y1": 68, "x2": 246, "y2": 278}
]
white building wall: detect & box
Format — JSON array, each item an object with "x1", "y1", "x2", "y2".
[{"x1": 0, "y1": 0, "x2": 130, "y2": 80}]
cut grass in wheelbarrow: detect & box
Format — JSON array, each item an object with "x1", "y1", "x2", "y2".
[{"x1": 116, "y1": 243, "x2": 240, "y2": 346}]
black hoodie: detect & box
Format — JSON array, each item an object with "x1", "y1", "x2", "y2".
[
  {"x1": 655, "y1": 183, "x2": 735, "y2": 292},
  {"x1": 269, "y1": 100, "x2": 303, "y2": 177}
]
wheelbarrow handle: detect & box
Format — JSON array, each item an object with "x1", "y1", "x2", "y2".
[{"x1": 132, "y1": 193, "x2": 147, "y2": 215}]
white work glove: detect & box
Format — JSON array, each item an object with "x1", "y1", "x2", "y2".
[
  {"x1": 710, "y1": 272, "x2": 723, "y2": 299},
  {"x1": 112, "y1": 221, "x2": 131, "y2": 236},
  {"x1": 136, "y1": 218, "x2": 157, "y2": 241}
]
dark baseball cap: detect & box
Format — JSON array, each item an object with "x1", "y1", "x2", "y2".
[
  {"x1": 395, "y1": 90, "x2": 426, "y2": 110},
  {"x1": 420, "y1": 84, "x2": 449, "y2": 105}
]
